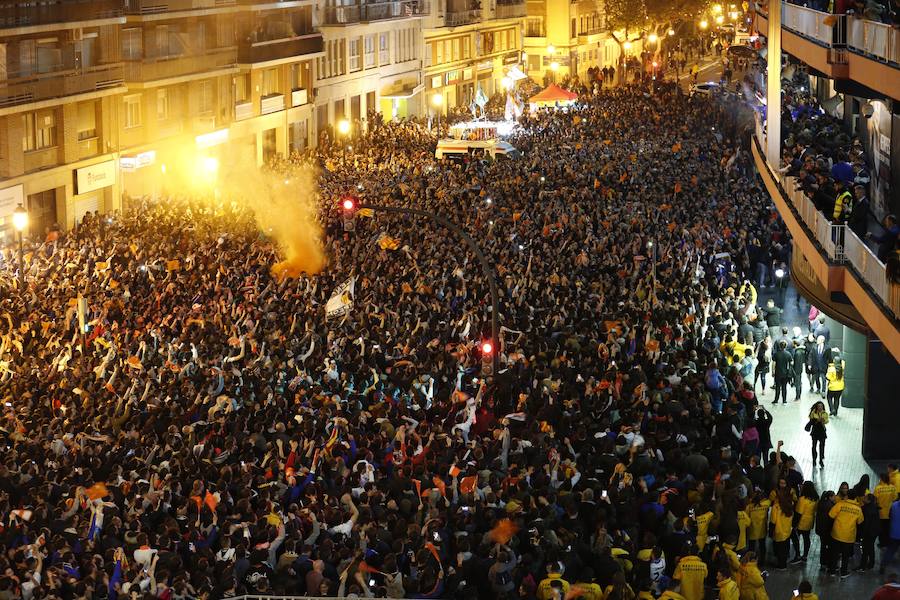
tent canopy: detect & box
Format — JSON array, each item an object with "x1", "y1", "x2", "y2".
[{"x1": 528, "y1": 84, "x2": 578, "y2": 105}]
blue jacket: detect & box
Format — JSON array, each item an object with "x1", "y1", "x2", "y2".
[{"x1": 890, "y1": 500, "x2": 900, "y2": 541}]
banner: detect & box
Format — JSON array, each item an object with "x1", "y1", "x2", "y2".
[
  {"x1": 377, "y1": 232, "x2": 400, "y2": 251},
  {"x1": 325, "y1": 276, "x2": 355, "y2": 318}
]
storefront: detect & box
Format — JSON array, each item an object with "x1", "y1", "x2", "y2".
[{"x1": 74, "y1": 159, "x2": 117, "y2": 226}]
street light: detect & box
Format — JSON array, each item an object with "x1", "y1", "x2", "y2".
[
  {"x1": 337, "y1": 119, "x2": 351, "y2": 136},
  {"x1": 431, "y1": 93, "x2": 443, "y2": 133},
  {"x1": 623, "y1": 41, "x2": 632, "y2": 50},
  {"x1": 715, "y1": 14, "x2": 724, "y2": 24},
  {"x1": 699, "y1": 19, "x2": 709, "y2": 29},
  {"x1": 668, "y1": 28, "x2": 675, "y2": 36},
  {"x1": 648, "y1": 33, "x2": 658, "y2": 44},
  {"x1": 12, "y1": 204, "x2": 27, "y2": 293},
  {"x1": 547, "y1": 43, "x2": 555, "y2": 55}
]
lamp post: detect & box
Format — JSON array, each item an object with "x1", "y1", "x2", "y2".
[
  {"x1": 356, "y1": 202, "x2": 501, "y2": 376},
  {"x1": 12, "y1": 204, "x2": 27, "y2": 293},
  {"x1": 337, "y1": 118, "x2": 351, "y2": 157},
  {"x1": 647, "y1": 239, "x2": 657, "y2": 308},
  {"x1": 431, "y1": 92, "x2": 443, "y2": 134}
]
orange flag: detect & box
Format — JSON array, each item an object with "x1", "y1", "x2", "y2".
[
  {"x1": 432, "y1": 476, "x2": 447, "y2": 497},
  {"x1": 460, "y1": 475, "x2": 477, "y2": 495},
  {"x1": 86, "y1": 483, "x2": 109, "y2": 501},
  {"x1": 489, "y1": 519, "x2": 519, "y2": 544},
  {"x1": 204, "y1": 491, "x2": 218, "y2": 511}
]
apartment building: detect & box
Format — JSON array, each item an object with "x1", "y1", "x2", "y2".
[
  {"x1": 523, "y1": 0, "x2": 617, "y2": 83},
  {"x1": 314, "y1": 0, "x2": 426, "y2": 134},
  {"x1": 117, "y1": 0, "x2": 322, "y2": 202},
  {"x1": 423, "y1": 0, "x2": 526, "y2": 113},
  {"x1": 0, "y1": 0, "x2": 127, "y2": 242}
]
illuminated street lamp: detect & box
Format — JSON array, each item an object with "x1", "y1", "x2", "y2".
[
  {"x1": 623, "y1": 40, "x2": 633, "y2": 50},
  {"x1": 712, "y1": 3, "x2": 723, "y2": 13},
  {"x1": 431, "y1": 92, "x2": 443, "y2": 132},
  {"x1": 668, "y1": 28, "x2": 675, "y2": 36},
  {"x1": 648, "y1": 33, "x2": 658, "y2": 44},
  {"x1": 729, "y1": 10, "x2": 739, "y2": 20},
  {"x1": 550, "y1": 61, "x2": 559, "y2": 71},
  {"x1": 699, "y1": 19, "x2": 709, "y2": 29},
  {"x1": 12, "y1": 204, "x2": 27, "y2": 293},
  {"x1": 547, "y1": 43, "x2": 555, "y2": 55},
  {"x1": 337, "y1": 118, "x2": 351, "y2": 136},
  {"x1": 715, "y1": 14, "x2": 724, "y2": 24}
]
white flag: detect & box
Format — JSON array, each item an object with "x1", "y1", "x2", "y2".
[{"x1": 325, "y1": 277, "x2": 355, "y2": 318}]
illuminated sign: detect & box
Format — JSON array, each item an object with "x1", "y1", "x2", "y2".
[{"x1": 76, "y1": 160, "x2": 117, "y2": 194}]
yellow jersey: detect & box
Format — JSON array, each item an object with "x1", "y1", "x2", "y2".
[
  {"x1": 695, "y1": 510, "x2": 714, "y2": 551},
  {"x1": 659, "y1": 592, "x2": 688, "y2": 600},
  {"x1": 829, "y1": 499, "x2": 864, "y2": 543},
  {"x1": 796, "y1": 497, "x2": 818, "y2": 531},
  {"x1": 874, "y1": 483, "x2": 898, "y2": 519},
  {"x1": 748, "y1": 499, "x2": 771, "y2": 540},
  {"x1": 737, "y1": 510, "x2": 751, "y2": 551},
  {"x1": 673, "y1": 555, "x2": 708, "y2": 600},
  {"x1": 771, "y1": 503, "x2": 793, "y2": 542},
  {"x1": 717, "y1": 577, "x2": 740, "y2": 600},
  {"x1": 537, "y1": 575, "x2": 570, "y2": 600}
]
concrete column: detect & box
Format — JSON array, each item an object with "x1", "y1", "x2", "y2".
[
  {"x1": 766, "y1": 0, "x2": 782, "y2": 166},
  {"x1": 862, "y1": 337, "x2": 900, "y2": 459},
  {"x1": 839, "y1": 325, "x2": 866, "y2": 408}
]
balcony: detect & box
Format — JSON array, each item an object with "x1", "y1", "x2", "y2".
[
  {"x1": 750, "y1": 130, "x2": 900, "y2": 360},
  {"x1": 238, "y1": 34, "x2": 323, "y2": 63},
  {"x1": 0, "y1": 0, "x2": 122, "y2": 29},
  {"x1": 0, "y1": 63, "x2": 125, "y2": 110},
  {"x1": 321, "y1": 0, "x2": 428, "y2": 24},
  {"x1": 493, "y1": 2, "x2": 525, "y2": 19},
  {"x1": 754, "y1": 4, "x2": 900, "y2": 99},
  {"x1": 124, "y1": 0, "x2": 236, "y2": 15},
  {"x1": 124, "y1": 48, "x2": 236, "y2": 83},
  {"x1": 444, "y1": 8, "x2": 479, "y2": 26}
]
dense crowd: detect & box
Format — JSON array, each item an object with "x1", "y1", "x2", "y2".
[{"x1": 1, "y1": 82, "x2": 899, "y2": 600}]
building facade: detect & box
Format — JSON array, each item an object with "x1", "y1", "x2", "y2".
[
  {"x1": 314, "y1": 0, "x2": 426, "y2": 136},
  {"x1": 423, "y1": 0, "x2": 526, "y2": 115},
  {"x1": 523, "y1": 0, "x2": 617, "y2": 83}
]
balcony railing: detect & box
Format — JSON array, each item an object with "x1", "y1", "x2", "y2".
[
  {"x1": 238, "y1": 34, "x2": 323, "y2": 63},
  {"x1": 124, "y1": 48, "x2": 236, "y2": 82},
  {"x1": 124, "y1": 0, "x2": 236, "y2": 15},
  {"x1": 0, "y1": 63, "x2": 125, "y2": 109},
  {"x1": 847, "y1": 17, "x2": 900, "y2": 65},
  {"x1": 493, "y1": 2, "x2": 525, "y2": 19},
  {"x1": 754, "y1": 118, "x2": 899, "y2": 318},
  {"x1": 444, "y1": 8, "x2": 479, "y2": 26},
  {"x1": 780, "y1": 4, "x2": 842, "y2": 47},
  {"x1": 321, "y1": 0, "x2": 427, "y2": 24},
  {"x1": 0, "y1": 0, "x2": 122, "y2": 28}
]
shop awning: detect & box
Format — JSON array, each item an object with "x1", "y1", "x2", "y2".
[{"x1": 528, "y1": 84, "x2": 578, "y2": 106}]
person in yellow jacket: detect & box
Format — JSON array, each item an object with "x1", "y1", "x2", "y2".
[
  {"x1": 825, "y1": 356, "x2": 846, "y2": 417},
  {"x1": 673, "y1": 551, "x2": 708, "y2": 600},
  {"x1": 694, "y1": 507, "x2": 715, "y2": 552},
  {"x1": 889, "y1": 464, "x2": 900, "y2": 491},
  {"x1": 791, "y1": 481, "x2": 819, "y2": 563},
  {"x1": 874, "y1": 472, "x2": 898, "y2": 546},
  {"x1": 536, "y1": 564, "x2": 570, "y2": 600},
  {"x1": 795, "y1": 580, "x2": 818, "y2": 600},
  {"x1": 737, "y1": 508, "x2": 751, "y2": 553},
  {"x1": 716, "y1": 569, "x2": 740, "y2": 600},
  {"x1": 770, "y1": 493, "x2": 794, "y2": 569},
  {"x1": 747, "y1": 491, "x2": 771, "y2": 567},
  {"x1": 712, "y1": 538, "x2": 741, "y2": 573},
  {"x1": 828, "y1": 490, "x2": 865, "y2": 577},
  {"x1": 737, "y1": 552, "x2": 769, "y2": 600}
]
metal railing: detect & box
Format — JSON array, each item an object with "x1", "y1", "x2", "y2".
[
  {"x1": 847, "y1": 16, "x2": 900, "y2": 64},
  {"x1": 321, "y1": 0, "x2": 427, "y2": 24},
  {"x1": 124, "y1": 0, "x2": 236, "y2": 14},
  {"x1": 756, "y1": 130, "x2": 898, "y2": 317},
  {"x1": 238, "y1": 34, "x2": 323, "y2": 62},
  {"x1": 0, "y1": 63, "x2": 125, "y2": 109},
  {"x1": 493, "y1": 2, "x2": 525, "y2": 19},
  {"x1": 444, "y1": 8, "x2": 479, "y2": 25},
  {"x1": 0, "y1": 0, "x2": 122, "y2": 28},
  {"x1": 781, "y1": 3, "x2": 845, "y2": 48},
  {"x1": 124, "y1": 48, "x2": 236, "y2": 82}
]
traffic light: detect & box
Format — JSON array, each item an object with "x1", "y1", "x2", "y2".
[
  {"x1": 480, "y1": 340, "x2": 494, "y2": 378},
  {"x1": 341, "y1": 196, "x2": 357, "y2": 232}
]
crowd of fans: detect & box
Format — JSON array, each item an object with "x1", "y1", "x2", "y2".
[{"x1": 2, "y1": 79, "x2": 899, "y2": 600}]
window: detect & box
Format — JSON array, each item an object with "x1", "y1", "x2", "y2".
[
  {"x1": 124, "y1": 95, "x2": 142, "y2": 129},
  {"x1": 122, "y1": 28, "x2": 142, "y2": 60},
  {"x1": 349, "y1": 38, "x2": 361, "y2": 71},
  {"x1": 452, "y1": 38, "x2": 459, "y2": 62},
  {"x1": 217, "y1": 19, "x2": 234, "y2": 47},
  {"x1": 235, "y1": 73, "x2": 249, "y2": 102},
  {"x1": 262, "y1": 68, "x2": 278, "y2": 96},
  {"x1": 364, "y1": 35, "x2": 375, "y2": 68},
  {"x1": 198, "y1": 80, "x2": 213, "y2": 113},
  {"x1": 23, "y1": 110, "x2": 56, "y2": 151},
  {"x1": 434, "y1": 40, "x2": 443, "y2": 65},
  {"x1": 155, "y1": 25, "x2": 169, "y2": 58},
  {"x1": 77, "y1": 102, "x2": 97, "y2": 140},
  {"x1": 157, "y1": 89, "x2": 169, "y2": 120},
  {"x1": 462, "y1": 36, "x2": 470, "y2": 59},
  {"x1": 290, "y1": 62, "x2": 304, "y2": 89},
  {"x1": 378, "y1": 33, "x2": 389, "y2": 65}
]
